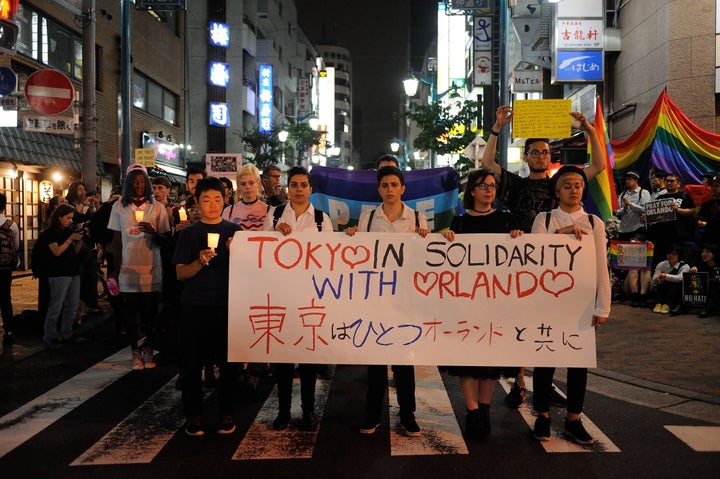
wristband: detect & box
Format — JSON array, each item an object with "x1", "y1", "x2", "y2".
[{"x1": 490, "y1": 129, "x2": 499, "y2": 136}]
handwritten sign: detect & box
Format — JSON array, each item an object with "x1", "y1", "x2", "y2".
[
  {"x1": 134, "y1": 148, "x2": 156, "y2": 168},
  {"x1": 609, "y1": 240, "x2": 653, "y2": 271},
  {"x1": 512, "y1": 99, "x2": 572, "y2": 139},
  {"x1": 228, "y1": 232, "x2": 598, "y2": 367},
  {"x1": 644, "y1": 198, "x2": 676, "y2": 225}
]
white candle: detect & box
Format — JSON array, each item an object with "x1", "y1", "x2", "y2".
[
  {"x1": 178, "y1": 207, "x2": 187, "y2": 222},
  {"x1": 135, "y1": 210, "x2": 144, "y2": 222},
  {"x1": 207, "y1": 232, "x2": 220, "y2": 250}
]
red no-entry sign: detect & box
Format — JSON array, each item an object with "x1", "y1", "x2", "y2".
[{"x1": 24, "y1": 69, "x2": 75, "y2": 115}]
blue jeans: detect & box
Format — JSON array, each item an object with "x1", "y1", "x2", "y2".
[{"x1": 43, "y1": 275, "x2": 81, "y2": 343}]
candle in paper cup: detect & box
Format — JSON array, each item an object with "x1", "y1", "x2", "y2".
[
  {"x1": 135, "y1": 210, "x2": 144, "y2": 222},
  {"x1": 207, "y1": 232, "x2": 220, "y2": 250},
  {"x1": 178, "y1": 207, "x2": 187, "y2": 222}
]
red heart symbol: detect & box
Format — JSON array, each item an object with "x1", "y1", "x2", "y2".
[
  {"x1": 341, "y1": 245, "x2": 371, "y2": 269},
  {"x1": 414, "y1": 272, "x2": 438, "y2": 296},
  {"x1": 539, "y1": 270, "x2": 575, "y2": 297}
]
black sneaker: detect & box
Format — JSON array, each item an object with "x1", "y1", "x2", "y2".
[
  {"x1": 273, "y1": 412, "x2": 291, "y2": 431},
  {"x1": 184, "y1": 416, "x2": 204, "y2": 436},
  {"x1": 399, "y1": 415, "x2": 421, "y2": 437},
  {"x1": 564, "y1": 418, "x2": 593, "y2": 445},
  {"x1": 2, "y1": 333, "x2": 14, "y2": 346},
  {"x1": 504, "y1": 382, "x2": 526, "y2": 408},
  {"x1": 217, "y1": 415, "x2": 236, "y2": 435},
  {"x1": 550, "y1": 385, "x2": 567, "y2": 407},
  {"x1": 300, "y1": 411, "x2": 317, "y2": 431},
  {"x1": 359, "y1": 417, "x2": 380, "y2": 435},
  {"x1": 533, "y1": 415, "x2": 551, "y2": 441}
]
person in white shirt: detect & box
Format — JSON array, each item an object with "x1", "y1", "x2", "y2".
[
  {"x1": 530, "y1": 166, "x2": 611, "y2": 446},
  {"x1": 263, "y1": 166, "x2": 332, "y2": 432},
  {"x1": 651, "y1": 246, "x2": 690, "y2": 314},
  {"x1": 344, "y1": 165, "x2": 454, "y2": 437}
]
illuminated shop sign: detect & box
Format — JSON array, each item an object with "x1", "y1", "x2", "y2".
[
  {"x1": 209, "y1": 102, "x2": 229, "y2": 127},
  {"x1": 209, "y1": 61, "x2": 229, "y2": 87},
  {"x1": 209, "y1": 22, "x2": 230, "y2": 48},
  {"x1": 258, "y1": 64, "x2": 273, "y2": 134}
]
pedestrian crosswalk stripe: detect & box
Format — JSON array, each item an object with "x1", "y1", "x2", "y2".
[
  {"x1": 0, "y1": 348, "x2": 132, "y2": 460},
  {"x1": 71, "y1": 376, "x2": 187, "y2": 465},
  {"x1": 664, "y1": 426, "x2": 720, "y2": 452},
  {"x1": 389, "y1": 366, "x2": 468, "y2": 456},
  {"x1": 232, "y1": 378, "x2": 332, "y2": 460},
  {"x1": 498, "y1": 377, "x2": 621, "y2": 453}
]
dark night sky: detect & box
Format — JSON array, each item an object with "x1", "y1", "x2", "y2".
[{"x1": 296, "y1": 0, "x2": 437, "y2": 167}]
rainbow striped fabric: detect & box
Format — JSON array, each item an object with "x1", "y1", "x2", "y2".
[
  {"x1": 611, "y1": 88, "x2": 720, "y2": 185},
  {"x1": 584, "y1": 96, "x2": 619, "y2": 220}
]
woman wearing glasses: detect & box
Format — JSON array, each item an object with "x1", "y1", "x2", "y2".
[{"x1": 443, "y1": 168, "x2": 523, "y2": 441}]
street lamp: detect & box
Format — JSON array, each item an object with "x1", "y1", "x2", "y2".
[
  {"x1": 389, "y1": 138, "x2": 411, "y2": 170},
  {"x1": 278, "y1": 130, "x2": 289, "y2": 166}
]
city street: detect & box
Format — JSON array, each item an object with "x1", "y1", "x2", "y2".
[{"x1": 0, "y1": 274, "x2": 718, "y2": 478}]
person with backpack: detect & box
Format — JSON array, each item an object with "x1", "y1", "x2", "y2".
[
  {"x1": 0, "y1": 193, "x2": 19, "y2": 347},
  {"x1": 263, "y1": 166, "x2": 333, "y2": 432},
  {"x1": 530, "y1": 165, "x2": 611, "y2": 446},
  {"x1": 344, "y1": 165, "x2": 453, "y2": 437}
]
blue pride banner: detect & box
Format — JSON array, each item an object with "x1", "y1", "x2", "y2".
[{"x1": 309, "y1": 166, "x2": 460, "y2": 232}]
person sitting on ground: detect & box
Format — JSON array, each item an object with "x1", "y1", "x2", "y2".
[{"x1": 651, "y1": 245, "x2": 690, "y2": 315}]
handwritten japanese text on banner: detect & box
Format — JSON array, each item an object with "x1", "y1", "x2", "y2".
[{"x1": 228, "y1": 232, "x2": 598, "y2": 367}]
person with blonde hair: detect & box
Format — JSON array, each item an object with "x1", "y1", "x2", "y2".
[{"x1": 222, "y1": 163, "x2": 268, "y2": 231}]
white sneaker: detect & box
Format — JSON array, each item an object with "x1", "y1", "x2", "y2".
[
  {"x1": 131, "y1": 349, "x2": 144, "y2": 370},
  {"x1": 653, "y1": 303, "x2": 662, "y2": 313},
  {"x1": 142, "y1": 346, "x2": 156, "y2": 369}
]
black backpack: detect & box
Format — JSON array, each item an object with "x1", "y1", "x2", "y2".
[
  {"x1": 272, "y1": 204, "x2": 324, "y2": 232},
  {"x1": 30, "y1": 231, "x2": 51, "y2": 278},
  {"x1": 0, "y1": 219, "x2": 17, "y2": 269}
]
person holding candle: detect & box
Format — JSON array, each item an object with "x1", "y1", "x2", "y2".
[
  {"x1": 173, "y1": 177, "x2": 241, "y2": 436},
  {"x1": 263, "y1": 166, "x2": 333, "y2": 432},
  {"x1": 108, "y1": 163, "x2": 170, "y2": 370}
]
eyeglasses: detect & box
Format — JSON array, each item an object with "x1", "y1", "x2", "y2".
[
  {"x1": 528, "y1": 149, "x2": 551, "y2": 158},
  {"x1": 474, "y1": 183, "x2": 497, "y2": 190}
]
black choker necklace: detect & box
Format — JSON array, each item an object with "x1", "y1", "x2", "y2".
[
  {"x1": 241, "y1": 198, "x2": 259, "y2": 205},
  {"x1": 470, "y1": 207, "x2": 493, "y2": 214}
]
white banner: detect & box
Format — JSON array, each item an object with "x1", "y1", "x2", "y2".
[{"x1": 228, "y1": 232, "x2": 598, "y2": 367}]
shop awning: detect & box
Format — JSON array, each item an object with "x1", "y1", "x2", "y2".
[{"x1": 0, "y1": 127, "x2": 105, "y2": 175}]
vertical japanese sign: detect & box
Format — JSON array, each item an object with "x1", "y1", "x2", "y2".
[
  {"x1": 297, "y1": 78, "x2": 310, "y2": 116},
  {"x1": 473, "y1": 16, "x2": 492, "y2": 86},
  {"x1": 552, "y1": 0, "x2": 604, "y2": 83},
  {"x1": 258, "y1": 64, "x2": 273, "y2": 134}
]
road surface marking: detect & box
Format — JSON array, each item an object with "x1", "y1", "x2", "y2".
[
  {"x1": 664, "y1": 426, "x2": 720, "y2": 452},
  {"x1": 72, "y1": 376, "x2": 191, "y2": 465},
  {"x1": 390, "y1": 365, "x2": 469, "y2": 456},
  {"x1": 499, "y1": 377, "x2": 620, "y2": 453},
  {"x1": 0, "y1": 348, "x2": 131, "y2": 459},
  {"x1": 232, "y1": 378, "x2": 332, "y2": 460}
]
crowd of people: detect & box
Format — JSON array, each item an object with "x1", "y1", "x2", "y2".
[{"x1": 0, "y1": 108, "x2": 717, "y2": 444}]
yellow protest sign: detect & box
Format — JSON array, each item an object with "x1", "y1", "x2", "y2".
[
  {"x1": 134, "y1": 148, "x2": 156, "y2": 168},
  {"x1": 513, "y1": 99, "x2": 572, "y2": 139}
]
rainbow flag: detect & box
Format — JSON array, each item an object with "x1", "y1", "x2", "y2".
[
  {"x1": 612, "y1": 88, "x2": 720, "y2": 184},
  {"x1": 585, "y1": 96, "x2": 619, "y2": 220}
]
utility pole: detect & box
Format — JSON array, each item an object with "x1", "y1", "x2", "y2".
[
  {"x1": 81, "y1": 0, "x2": 96, "y2": 192},
  {"x1": 119, "y1": 0, "x2": 131, "y2": 177}
]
